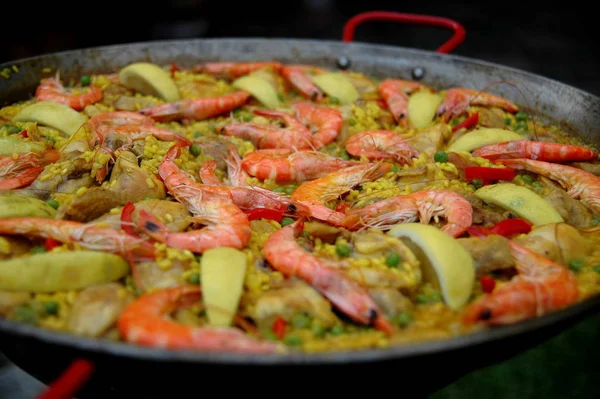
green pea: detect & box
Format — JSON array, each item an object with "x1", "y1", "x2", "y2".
[
  {"x1": 80, "y1": 75, "x2": 91, "y2": 86},
  {"x1": 274, "y1": 187, "x2": 286, "y2": 193},
  {"x1": 416, "y1": 293, "x2": 442, "y2": 304},
  {"x1": 592, "y1": 265, "x2": 600, "y2": 274},
  {"x1": 329, "y1": 97, "x2": 340, "y2": 105},
  {"x1": 208, "y1": 123, "x2": 216, "y2": 131},
  {"x1": 4, "y1": 125, "x2": 21, "y2": 134},
  {"x1": 330, "y1": 325, "x2": 345, "y2": 335},
  {"x1": 187, "y1": 272, "x2": 200, "y2": 284},
  {"x1": 592, "y1": 216, "x2": 600, "y2": 226},
  {"x1": 241, "y1": 113, "x2": 254, "y2": 122},
  {"x1": 470, "y1": 179, "x2": 483, "y2": 190},
  {"x1": 348, "y1": 118, "x2": 357, "y2": 126},
  {"x1": 194, "y1": 254, "x2": 202, "y2": 263},
  {"x1": 44, "y1": 301, "x2": 59, "y2": 315},
  {"x1": 143, "y1": 196, "x2": 152, "y2": 201},
  {"x1": 284, "y1": 187, "x2": 295, "y2": 195},
  {"x1": 277, "y1": 94, "x2": 285, "y2": 102},
  {"x1": 434, "y1": 151, "x2": 448, "y2": 163},
  {"x1": 291, "y1": 313, "x2": 311, "y2": 329},
  {"x1": 568, "y1": 260, "x2": 585, "y2": 272},
  {"x1": 281, "y1": 217, "x2": 295, "y2": 227},
  {"x1": 44, "y1": 136, "x2": 56, "y2": 143},
  {"x1": 503, "y1": 117, "x2": 512, "y2": 125},
  {"x1": 386, "y1": 252, "x2": 401, "y2": 268},
  {"x1": 451, "y1": 118, "x2": 461, "y2": 126},
  {"x1": 302, "y1": 231, "x2": 311, "y2": 239},
  {"x1": 13, "y1": 305, "x2": 38, "y2": 324},
  {"x1": 515, "y1": 111, "x2": 529, "y2": 122},
  {"x1": 193, "y1": 131, "x2": 203, "y2": 138},
  {"x1": 46, "y1": 199, "x2": 60, "y2": 210},
  {"x1": 31, "y1": 247, "x2": 46, "y2": 254},
  {"x1": 262, "y1": 330, "x2": 279, "y2": 341},
  {"x1": 521, "y1": 175, "x2": 534, "y2": 184},
  {"x1": 340, "y1": 151, "x2": 350, "y2": 160},
  {"x1": 336, "y1": 243, "x2": 351, "y2": 257},
  {"x1": 283, "y1": 333, "x2": 303, "y2": 346},
  {"x1": 391, "y1": 164, "x2": 400, "y2": 173},
  {"x1": 514, "y1": 121, "x2": 527, "y2": 131},
  {"x1": 392, "y1": 312, "x2": 413, "y2": 328},
  {"x1": 311, "y1": 323, "x2": 326, "y2": 338},
  {"x1": 189, "y1": 144, "x2": 201, "y2": 157}
]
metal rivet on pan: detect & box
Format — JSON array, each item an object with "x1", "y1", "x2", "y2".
[
  {"x1": 411, "y1": 67, "x2": 425, "y2": 80},
  {"x1": 337, "y1": 56, "x2": 351, "y2": 70}
]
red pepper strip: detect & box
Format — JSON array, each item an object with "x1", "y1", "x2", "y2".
[
  {"x1": 169, "y1": 63, "x2": 181, "y2": 77},
  {"x1": 480, "y1": 275, "x2": 496, "y2": 293},
  {"x1": 489, "y1": 218, "x2": 532, "y2": 237},
  {"x1": 246, "y1": 208, "x2": 284, "y2": 223},
  {"x1": 21, "y1": 129, "x2": 28, "y2": 138},
  {"x1": 272, "y1": 317, "x2": 287, "y2": 340},
  {"x1": 452, "y1": 112, "x2": 479, "y2": 132},
  {"x1": 120, "y1": 202, "x2": 138, "y2": 237},
  {"x1": 466, "y1": 225, "x2": 492, "y2": 238},
  {"x1": 44, "y1": 238, "x2": 60, "y2": 251},
  {"x1": 465, "y1": 166, "x2": 515, "y2": 182},
  {"x1": 335, "y1": 203, "x2": 351, "y2": 213},
  {"x1": 36, "y1": 358, "x2": 94, "y2": 399}
]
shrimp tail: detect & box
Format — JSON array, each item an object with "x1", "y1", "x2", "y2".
[{"x1": 136, "y1": 210, "x2": 169, "y2": 242}]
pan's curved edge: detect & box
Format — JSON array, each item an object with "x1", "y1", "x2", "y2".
[{"x1": 1, "y1": 293, "x2": 599, "y2": 365}]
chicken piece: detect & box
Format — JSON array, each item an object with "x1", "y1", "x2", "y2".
[
  {"x1": 67, "y1": 283, "x2": 133, "y2": 338},
  {"x1": 303, "y1": 221, "x2": 343, "y2": 244},
  {"x1": 56, "y1": 175, "x2": 94, "y2": 194},
  {"x1": 0, "y1": 236, "x2": 33, "y2": 260},
  {"x1": 346, "y1": 267, "x2": 420, "y2": 290},
  {"x1": 109, "y1": 151, "x2": 165, "y2": 201},
  {"x1": 0, "y1": 291, "x2": 31, "y2": 315},
  {"x1": 251, "y1": 279, "x2": 338, "y2": 329},
  {"x1": 515, "y1": 222, "x2": 590, "y2": 265},
  {"x1": 457, "y1": 235, "x2": 515, "y2": 278},
  {"x1": 136, "y1": 260, "x2": 187, "y2": 291},
  {"x1": 59, "y1": 187, "x2": 124, "y2": 222},
  {"x1": 368, "y1": 288, "x2": 413, "y2": 318},
  {"x1": 476, "y1": 107, "x2": 505, "y2": 128},
  {"x1": 540, "y1": 177, "x2": 593, "y2": 227},
  {"x1": 410, "y1": 123, "x2": 450, "y2": 157}
]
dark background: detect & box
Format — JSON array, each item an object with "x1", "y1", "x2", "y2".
[{"x1": 2, "y1": 1, "x2": 600, "y2": 398}]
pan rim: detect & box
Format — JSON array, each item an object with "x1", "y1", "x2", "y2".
[{"x1": 1, "y1": 37, "x2": 599, "y2": 365}]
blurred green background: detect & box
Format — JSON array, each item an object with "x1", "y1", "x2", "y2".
[{"x1": 431, "y1": 314, "x2": 600, "y2": 398}]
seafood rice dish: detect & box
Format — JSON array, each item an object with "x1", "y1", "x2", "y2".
[{"x1": 1, "y1": 60, "x2": 600, "y2": 354}]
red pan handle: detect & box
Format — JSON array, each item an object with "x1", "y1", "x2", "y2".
[
  {"x1": 343, "y1": 11, "x2": 466, "y2": 54},
  {"x1": 36, "y1": 358, "x2": 94, "y2": 399}
]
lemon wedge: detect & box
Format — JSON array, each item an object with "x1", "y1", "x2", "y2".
[
  {"x1": 0, "y1": 137, "x2": 45, "y2": 156},
  {"x1": 200, "y1": 247, "x2": 247, "y2": 327},
  {"x1": 119, "y1": 62, "x2": 180, "y2": 102},
  {"x1": 388, "y1": 223, "x2": 474, "y2": 310},
  {"x1": 407, "y1": 90, "x2": 443, "y2": 128},
  {"x1": 448, "y1": 128, "x2": 522, "y2": 153},
  {"x1": 475, "y1": 183, "x2": 564, "y2": 225},
  {"x1": 311, "y1": 72, "x2": 360, "y2": 104},
  {"x1": 232, "y1": 74, "x2": 281, "y2": 109},
  {"x1": 12, "y1": 101, "x2": 87, "y2": 136}
]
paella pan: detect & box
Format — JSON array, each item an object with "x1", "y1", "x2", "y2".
[{"x1": 1, "y1": 11, "x2": 600, "y2": 398}]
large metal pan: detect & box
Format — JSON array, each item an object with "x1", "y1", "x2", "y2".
[{"x1": 1, "y1": 12, "x2": 599, "y2": 399}]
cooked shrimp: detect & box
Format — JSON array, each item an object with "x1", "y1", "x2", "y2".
[
  {"x1": 137, "y1": 187, "x2": 251, "y2": 254},
  {"x1": 293, "y1": 102, "x2": 343, "y2": 148},
  {"x1": 263, "y1": 220, "x2": 394, "y2": 334},
  {"x1": 140, "y1": 91, "x2": 251, "y2": 122},
  {"x1": 241, "y1": 149, "x2": 360, "y2": 183},
  {"x1": 194, "y1": 62, "x2": 283, "y2": 79},
  {"x1": 35, "y1": 74, "x2": 103, "y2": 111},
  {"x1": 281, "y1": 65, "x2": 325, "y2": 102},
  {"x1": 117, "y1": 285, "x2": 282, "y2": 353},
  {"x1": 0, "y1": 218, "x2": 156, "y2": 260},
  {"x1": 89, "y1": 111, "x2": 185, "y2": 145},
  {"x1": 111, "y1": 124, "x2": 191, "y2": 146},
  {"x1": 499, "y1": 158, "x2": 600, "y2": 215},
  {"x1": 345, "y1": 130, "x2": 419, "y2": 164},
  {"x1": 198, "y1": 160, "x2": 221, "y2": 185},
  {"x1": 159, "y1": 145, "x2": 303, "y2": 215},
  {"x1": 408, "y1": 190, "x2": 473, "y2": 237},
  {"x1": 462, "y1": 238, "x2": 578, "y2": 325},
  {"x1": 343, "y1": 196, "x2": 419, "y2": 231},
  {"x1": 0, "y1": 150, "x2": 60, "y2": 190},
  {"x1": 291, "y1": 162, "x2": 392, "y2": 226},
  {"x1": 378, "y1": 79, "x2": 427, "y2": 126},
  {"x1": 220, "y1": 109, "x2": 313, "y2": 150},
  {"x1": 437, "y1": 88, "x2": 519, "y2": 122},
  {"x1": 472, "y1": 140, "x2": 598, "y2": 162}
]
